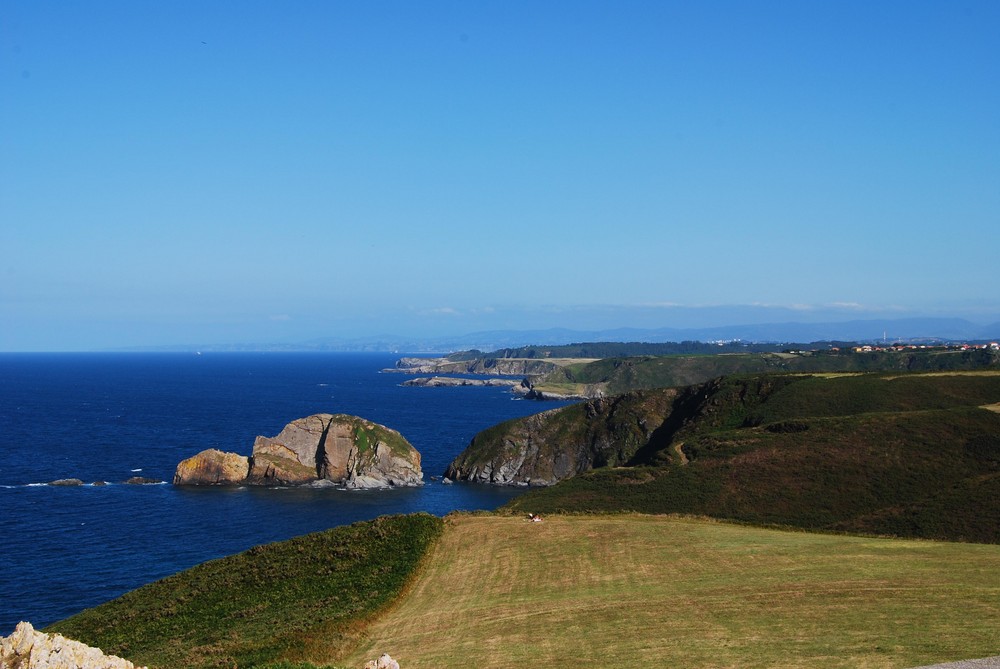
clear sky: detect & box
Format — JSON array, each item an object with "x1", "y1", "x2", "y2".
[{"x1": 2, "y1": 1, "x2": 998, "y2": 350}]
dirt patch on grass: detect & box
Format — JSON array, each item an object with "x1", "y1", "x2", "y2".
[
  {"x1": 610, "y1": 469, "x2": 656, "y2": 484},
  {"x1": 882, "y1": 371, "x2": 1000, "y2": 380},
  {"x1": 674, "y1": 442, "x2": 689, "y2": 465},
  {"x1": 543, "y1": 358, "x2": 602, "y2": 367}
]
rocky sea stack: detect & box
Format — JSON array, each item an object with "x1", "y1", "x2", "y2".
[{"x1": 174, "y1": 414, "x2": 422, "y2": 489}]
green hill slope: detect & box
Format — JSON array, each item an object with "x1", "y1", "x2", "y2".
[
  {"x1": 481, "y1": 372, "x2": 1000, "y2": 543},
  {"x1": 46, "y1": 514, "x2": 443, "y2": 669}
]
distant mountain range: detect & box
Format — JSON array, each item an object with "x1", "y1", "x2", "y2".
[{"x1": 128, "y1": 317, "x2": 1000, "y2": 354}]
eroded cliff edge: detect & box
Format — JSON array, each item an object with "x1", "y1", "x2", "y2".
[
  {"x1": 444, "y1": 389, "x2": 683, "y2": 486},
  {"x1": 174, "y1": 414, "x2": 422, "y2": 488}
]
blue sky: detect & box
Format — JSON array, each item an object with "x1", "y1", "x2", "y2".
[{"x1": 2, "y1": 1, "x2": 998, "y2": 350}]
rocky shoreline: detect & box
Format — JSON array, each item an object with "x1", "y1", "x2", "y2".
[
  {"x1": 386, "y1": 356, "x2": 559, "y2": 377},
  {"x1": 1, "y1": 621, "x2": 146, "y2": 669},
  {"x1": 390, "y1": 356, "x2": 598, "y2": 401},
  {"x1": 401, "y1": 376, "x2": 525, "y2": 389}
]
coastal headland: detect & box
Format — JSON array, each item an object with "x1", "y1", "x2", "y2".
[
  {"x1": 392, "y1": 342, "x2": 1000, "y2": 400},
  {"x1": 29, "y1": 359, "x2": 1000, "y2": 668}
]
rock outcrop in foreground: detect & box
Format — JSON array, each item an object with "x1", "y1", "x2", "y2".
[
  {"x1": 364, "y1": 653, "x2": 400, "y2": 669},
  {"x1": 0, "y1": 621, "x2": 145, "y2": 669},
  {"x1": 174, "y1": 414, "x2": 422, "y2": 488}
]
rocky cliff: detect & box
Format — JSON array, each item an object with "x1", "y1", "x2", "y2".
[
  {"x1": 174, "y1": 414, "x2": 422, "y2": 488},
  {"x1": 444, "y1": 389, "x2": 680, "y2": 485},
  {"x1": 0, "y1": 621, "x2": 145, "y2": 669},
  {"x1": 390, "y1": 356, "x2": 558, "y2": 376}
]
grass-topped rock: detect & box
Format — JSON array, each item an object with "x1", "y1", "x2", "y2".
[
  {"x1": 174, "y1": 414, "x2": 423, "y2": 488},
  {"x1": 47, "y1": 513, "x2": 444, "y2": 669}
]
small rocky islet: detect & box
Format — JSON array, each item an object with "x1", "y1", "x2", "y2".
[
  {"x1": 174, "y1": 413, "x2": 423, "y2": 489},
  {"x1": 46, "y1": 477, "x2": 164, "y2": 487}
]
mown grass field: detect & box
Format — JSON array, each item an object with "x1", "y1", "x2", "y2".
[{"x1": 344, "y1": 514, "x2": 1000, "y2": 669}]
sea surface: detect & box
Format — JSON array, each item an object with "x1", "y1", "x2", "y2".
[{"x1": 0, "y1": 352, "x2": 571, "y2": 633}]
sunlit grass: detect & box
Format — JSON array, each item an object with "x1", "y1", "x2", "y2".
[{"x1": 345, "y1": 514, "x2": 1000, "y2": 669}]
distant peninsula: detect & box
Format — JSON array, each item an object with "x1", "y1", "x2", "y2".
[{"x1": 395, "y1": 341, "x2": 1000, "y2": 400}]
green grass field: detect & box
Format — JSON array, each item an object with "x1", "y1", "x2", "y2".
[
  {"x1": 344, "y1": 514, "x2": 999, "y2": 669},
  {"x1": 47, "y1": 514, "x2": 443, "y2": 669}
]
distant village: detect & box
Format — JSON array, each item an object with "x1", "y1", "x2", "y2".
[
  {"x1": 848, "y1": 342, "x2": 1000, "y2": 353},
  {"x1": 779, "y1": 341, "x2": 1000, "y2": 355}
]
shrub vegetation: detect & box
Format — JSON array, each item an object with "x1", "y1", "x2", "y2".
[
  {"x1": 47, "y1": 514, "x2": 444, "y2": 669},
  {"x1": 528, "y1": 348, "x2": 999, "y2": 396},
  {"x1": 503, "y1": 372, "x2": 1000, "y2": 543}
]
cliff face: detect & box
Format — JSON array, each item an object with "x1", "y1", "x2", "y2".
[
  {"x1": 1, "y1": 621, "x2": 146, "y2": 669},
  {"x1": 174, "y1": 414, "x2": 422, "y2": 488},
  {"x1": 443, "y1": 376, "x2": 819, "y2": 487},
  {"x1": 444, "y1": 389, "x2": 680, "y2": 486},
  {"x1": 391, "y1": 356, "x2": 558, "y2": 376}
]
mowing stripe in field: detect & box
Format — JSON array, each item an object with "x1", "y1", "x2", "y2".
[{"x1": 339, "y1": 514, "x2": 999, "y2": 669}]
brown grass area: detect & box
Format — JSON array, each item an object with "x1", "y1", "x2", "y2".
[
  {"x1": 882, "y1": 370, "x2": 1000, "y2": 380},
  {"x1": 340, "y1": 515, "x2": 1000, "y2": 669},
  {"x1": 539, "y1": 357, "x2": 601, "y2": 367},
  {"x1": 674, "y1": 441, "x2": 689, "y2": 464}
]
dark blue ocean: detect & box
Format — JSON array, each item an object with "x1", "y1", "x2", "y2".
[{"x1": 0, "y1": 353, "x2": 571, "y2": 633}]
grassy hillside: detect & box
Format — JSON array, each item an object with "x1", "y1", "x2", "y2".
[
  {"x1": 498, "y1": 372, "x2": 1000, "y2": 543},
  {"x1": 47, "y1": 514, "x2": 444, "y2": 669},
  {"x1": 344, "y1": 514, "x2": 1000, "y2": 669},
  {"x1": 528, "y1": 348, "x2": 1000, "y2": 397}
]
